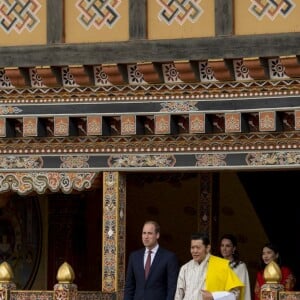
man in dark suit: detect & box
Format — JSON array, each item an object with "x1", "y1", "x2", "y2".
[{"x1": 124, "y1": 220, "x2": 179, "y2": 300}]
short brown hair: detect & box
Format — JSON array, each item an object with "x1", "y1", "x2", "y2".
[{"x1": 144, "y1": 220, "x2": 160, "y2": 233}]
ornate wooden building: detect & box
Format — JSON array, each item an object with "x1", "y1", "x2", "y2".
[{"x1": 0, "y1": 0, "x2": 300, "y2": 298}]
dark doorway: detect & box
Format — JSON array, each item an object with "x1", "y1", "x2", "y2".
[
  {"x1": 126, "y1": 173, "x2": 201, "y2": 268},
  {"x1": 238, "y1": 170, "x2": 300, "y2": 290},
  {"x1": 47, "y1": 189, "x2": 103, "y2": 290}
]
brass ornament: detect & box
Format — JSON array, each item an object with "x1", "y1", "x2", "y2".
[
  {"x1": 56, "y1": 262, "x2": 75, "y2": 284},
  {"x1": 0, "y1": 261, "x2": 14, "y2": 282},
  {"x1": 263, "y1": 261, "x2": 282, "y2": 283}
]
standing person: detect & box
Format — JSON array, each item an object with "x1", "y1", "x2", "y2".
[
  {"x1": 174, "y1": 232, "x2": 244, "y2": 300},
  {"x1": 219, "y1": 234, "x2": 251, "y2": 300},
  {"x1": 124, "y1": 220, "x2": 179, "y2": 300},
  {"x1": 254, "y1": 242, "x2": 296, "y2": 300}
]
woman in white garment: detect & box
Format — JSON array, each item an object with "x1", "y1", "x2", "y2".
[{"x1": 220, "y1": 234, "x2": 251, "y2": 300}]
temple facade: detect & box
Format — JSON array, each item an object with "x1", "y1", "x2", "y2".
[{"x1": 0, "y1": 0, "x2": 300, "y2": 298}]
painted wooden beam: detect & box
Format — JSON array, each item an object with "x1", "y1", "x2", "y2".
[{"x1": 0, "y1": 33, "x2": 300, "y2": 67}]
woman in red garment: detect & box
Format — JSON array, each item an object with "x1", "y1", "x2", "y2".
[{"x1": 254, "y1": 243, "x2": 296, "y2": 300}]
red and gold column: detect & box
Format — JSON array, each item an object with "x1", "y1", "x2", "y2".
[{"x1": 102, "y1": 172, "x2": 126, "y2": 298}]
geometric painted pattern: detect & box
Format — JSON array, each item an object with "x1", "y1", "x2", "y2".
[
  {"x1": 107, "y1": 154, "x2": 176, "y2": 168},
  {"x1": 23, "y1": 117, "x2": 38, "y2": 136},
  {"x1": 0, "y1": 0, "x2": 41, "y2": 33},
  {"x1": 268, "y1": 58, "x2": 289, "y2": 79},
  {"x1": 54, "y1": 117, "x2": 69, "y2": 136},
  {"x1": 10, "y1": 291, "x2": 53, "y2": 300},
  {"x1": 195, "y1": 154, "x2": 227, "y2": 166},
  {"x1": 0, "y1": 69, "x2": 13, "y2": 88},
  {"x1": 60, "y1": 156, "x2": 89, "y2": 168},
  {"x1": 0, "y1": 106, "x2": 22, "y2": 114},
  {"x1": 199, "y1": 61, "x2": 217, "y2": 82},
  {"x1": 246, "y1": 152, "x2": 300, "y2": 166},
  {"x1": 76, "y1": 0, "x2": 121, "y2": 29},
  {"x1": 157, "y1": 0, "x2": 203, "y2": 25},
  {"x1": 62, "y1": 67, "x2": 78, "y2": 87},
  {"x1": 121, "y1": 115, "x2": 136, "y2": 135},
  {"x1": 87, "y1": 115, "x2": 102, "y2": 135},
  {"x1": 162, "y1": 63, "x2": 182, "y2": 83},
  {"x1": 160, "y1": 101, "x2": 199, "y2": 112},
  {"x1": 0, "y1": 117, "x2": 6, "y2": 136},
  {"x1": 77, "y1": 292, "x2": 115, "y2": 300},
  {"x1": 1, "y1": 151, "x2": 300, "y2": 170},
  {"x1": 233, "y1": 59, "x2": 253, "y2": 81},
  {"x1": 0, "y1": 155, "x2": 43, "y2": 169},
  {"x1": 0, "y1": 172, "x2": 97, "y2": 195},
  {"x1": 29, "y1": 68, "x2": 45, "y2": 88},
  {"x1": 93, "y1": 66, "x2": 111, "y2": 86},
  {"x1": 189, "y1": 113, "x2": 205, "y2": 133},
  {"x1": 127, "y1": 65, "x2": 146, "y2": 85},
  {"x1": 102, "y1": 172, "x2": 126, "y2": 292},
  {"x1": 54, "y1": 283, "x2": 77, "y2": 300},
  {"x1": 225, "y1": 113, "x2": 241, "y2": 132},
  {"x1": 155, "y1": 115, "x2": 170, "y2": 134},
  {"x1": 295, "y1": 110, "x2": 300, "y2": 130},
  {"x1": 259, "y1": 111, "x2": 276, "y2": 131},
  {"x1": 249, "y1": 0, "x2": 295, "y2": 20}
]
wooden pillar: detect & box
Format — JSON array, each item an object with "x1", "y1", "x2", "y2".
[
  {"x1": 198, "y1": 173, "x2": 219, "y2": 248},
  {"x1": 102, "y1": 172, "x2": 126, "y2": 298}
]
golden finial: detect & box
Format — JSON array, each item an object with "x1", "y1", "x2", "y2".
[
  {"x1": 263, "y1": 261, "x2": 282, "y2": 283},
  {"x1": 56, "y1": 262, "x2": 75, "y2": 283},
  {"x1": 0, "y1": 261, "x2": 14, "y2": 282}
]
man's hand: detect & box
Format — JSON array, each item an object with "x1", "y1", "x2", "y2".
[{"x1": 201, "y1": 289, "x2": 214, "y2": 300}]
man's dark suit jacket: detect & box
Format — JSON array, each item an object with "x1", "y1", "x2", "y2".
[{"x1": 124, "y1": 246, "x2": 179, "y2": 300}]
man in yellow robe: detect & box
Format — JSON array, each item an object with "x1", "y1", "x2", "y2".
[{"x1": 174, "y1": 233, "x2": 244, "y2": 300}]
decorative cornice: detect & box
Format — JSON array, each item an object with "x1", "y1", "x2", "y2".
[
  {"x1": 0, "y1": 172, "x2": 98, "y2": 195},
  {"x1": 0, "y1": 55, "x2": 298, "y2": 91},
  {"x1": 0, "y1": 52, "x2": 299, "y2": 172},
  {"x1": 0, "y1": 132, "x2": 298, "y2": 152}
]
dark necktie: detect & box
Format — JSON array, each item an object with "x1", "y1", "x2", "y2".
[{"x1": 145, "y1": 250, "x2": 152, "y2": 279}]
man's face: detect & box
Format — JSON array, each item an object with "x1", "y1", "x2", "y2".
[
  {"x1": 190, "y1": 239, "x2": 210, "y2": 263},
  {"x1": 142, "y1": 223, "x2": 159, "y2": 249}
]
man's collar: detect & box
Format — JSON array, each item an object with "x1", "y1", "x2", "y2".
[{"x1": 145, "y1": 243, "x2": 159, "y2": 254}]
